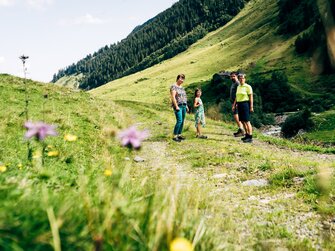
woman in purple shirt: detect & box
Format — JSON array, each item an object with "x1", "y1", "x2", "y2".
[{"x1": 170, "y1": 73, "x2": 189, "y2": 142}]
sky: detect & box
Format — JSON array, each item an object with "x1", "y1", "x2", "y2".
[{"x1": 0, "y1": 0, "x2": 177, "y2": 82}]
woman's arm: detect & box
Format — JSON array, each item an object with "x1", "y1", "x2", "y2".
[{"x1": 171, "y1": 89, "x2": 179, "y2": 110}]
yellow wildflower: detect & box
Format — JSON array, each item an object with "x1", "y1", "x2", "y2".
[
  {"x1": 104, "y1": 169, "x2": 112, "y2": 177},
  {"x1": 64, "y1": 134, "x2": 78, "y2": 142},
  {"x1": 17, "y1": 163, "x2": 23, "y2": 169},
  {"x1": 47, "y1": 151, "x2": 59, "y2": 157},
  {"x1": 0, "y1": 165, "x2": 7, "y2": 173},
  {"x1": 170, "y1": 238, "x2": 194, "y2": 251}
]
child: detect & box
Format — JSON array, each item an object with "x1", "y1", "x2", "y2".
[{"x1": 194, "y1": 88, "x2": 207, "y2": 139}]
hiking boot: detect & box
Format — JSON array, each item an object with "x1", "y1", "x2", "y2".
[
  {"x1": 198, "y1": 135, "x2": 208, "y2": 139},
  {"x1": 241, "y1": 134, "x2": 249, "y2": 141},
  {"x1": 172, "y1": 137, "x2": 181, "y2": 142},
  {"x1": 234, "y1": 128, "x2": 244, "y2": 137},
  {"x1": 243, "y1": 137, "x2": 253, "y2": 143},
  {"x1": 177, "y1": 135, "x2": 186, "y2": 140}
]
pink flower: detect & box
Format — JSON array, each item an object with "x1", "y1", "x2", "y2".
[
  {"x1": 117, "y1": 126, "x2": 149, "y2": 150},
  {"x1": 24, "y1": 121, "x2": 58, "y2": 141}
]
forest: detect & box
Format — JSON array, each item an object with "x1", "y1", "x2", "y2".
[{"x1": 52, "y1": 0, "x2": 247, "y2": 89}]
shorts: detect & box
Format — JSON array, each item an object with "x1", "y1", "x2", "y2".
[{"x1": 237, "y1": 101, "x2": 250, "y2": 122}]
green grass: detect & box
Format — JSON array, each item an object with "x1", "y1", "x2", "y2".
[
  {"x1": 304, "y1": 110, "x2": 335, "y2": 144},
  {"x1": 0, "y1": 74, "x2": 214, "y2": 250},
  {"x1": 89, "y1": 0, "x2": 334, "y2": 146},
  {"x1": 2, "y1": 0, "x2": 335, "y2": 249}
]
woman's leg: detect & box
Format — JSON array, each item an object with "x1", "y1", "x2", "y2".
[
  {"x1": 178, "y1": 106, "x2": 187, "y2": 135},
  {"x1": 173, "y1": 109, "x2": 183, "y2": 136}
]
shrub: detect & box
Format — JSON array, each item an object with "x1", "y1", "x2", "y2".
[
  {"x1": 281, "y1": 109, "x2": 314, "y2": 138},
  {"x1": 270, "y1": 167, "x2": 304, "y2": 187}
]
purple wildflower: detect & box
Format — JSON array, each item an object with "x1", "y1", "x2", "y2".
[
  {"x1": 117, "y1": 126, "x2": 149, "y2": 150},
  {"x1": 24, "y1": 121, "x2": 58, "y2": 141}
]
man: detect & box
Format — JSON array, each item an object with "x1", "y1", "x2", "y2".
[
  {"x1": 230, "y1": 72, "x2": 244, "y2": 137},
  {"x1": 233, "y1": 73, "x2": 253, "y2": 143}
]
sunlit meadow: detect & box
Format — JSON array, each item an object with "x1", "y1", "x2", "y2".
[
  {"x1": 0, "y1": 74, "x2": 209, "y2": 250},
  {"x1": 1, "y1": 0, "x2": 335, "y2": 249}
]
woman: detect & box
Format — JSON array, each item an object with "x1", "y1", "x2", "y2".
[
  {"x1": 170, "y1": 73, "x2": 189, "y2": 142},
  {"x1": 232, "y1": 73, "x2": 253, "y2": 143}
]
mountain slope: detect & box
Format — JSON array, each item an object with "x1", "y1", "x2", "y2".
[
  {"x1": 90, "y1": 0, "x2": 335, "y2": 144},
  {"x1": 52, "y1": 0, "x2": 247, "y2": 90},
  {"x1": 2, "y1": 73, "x2": 335, "y2": 250},
  {"x1": 2, "y1": 0, "x2": 335, "y2": 249},
  {"x1": 91, "y1": 0, "x2": 334, "y2": 103},
  {"x1": 90, "y1": 0, "x2": 287, "y2": 102}
]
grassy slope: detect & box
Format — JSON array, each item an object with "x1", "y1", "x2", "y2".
[
  {"x1": 91, "y1": 0, "x2": 335, "y2": 144},
  {"x1": 0, "y1": 74, "x2": 212, "y2": 250},
  {"x1": 2, "y1": 0, "x2": 335, "y2": 250},
  {"x1": 100, "y1": 98, "x2": 335, "y2": 250},
  {"x1": 91, "y1": 0, "x2": 295, "y2": 103},
  {"x1": 306, "y1": 108, "x2": 335, "y2": 144},
  {"x1": 1, "y1": 68, "x2": 335, "y2": 249}
]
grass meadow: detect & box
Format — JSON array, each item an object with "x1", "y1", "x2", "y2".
[{"x1": 2, "y1": 0, "x2": 335, "y2": 250}]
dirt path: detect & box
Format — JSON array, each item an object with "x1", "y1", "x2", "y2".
[{"x1": 118, "y1": 101, "x2": 335, "y2": 249}]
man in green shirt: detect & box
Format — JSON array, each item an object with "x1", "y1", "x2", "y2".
[
  {"x1": 230, "y1": 72, "x2": 244, "y2": 137},
  {"x1": 232, "y1": 74, "x2": 254, "y2": 143}
]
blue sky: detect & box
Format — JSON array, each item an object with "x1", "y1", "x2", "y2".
[{"x1": 0, "y1": 0, "x2": 177, "y2": 82}]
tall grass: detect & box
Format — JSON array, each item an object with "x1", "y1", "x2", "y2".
[{"x1": 0, "y1": 74, "x2": 214, "y2": 250}]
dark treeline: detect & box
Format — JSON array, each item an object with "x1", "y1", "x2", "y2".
[
  {"x1": 197, "y1": 71, "x2": 299, "y2": 128},
  {"x1": 278, "y1": 0, "x2": 335, "y2": 74},
  {"x1": 52, "y1": 0, "x2": 247, "y2": 90}
]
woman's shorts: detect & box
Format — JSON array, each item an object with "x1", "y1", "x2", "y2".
[{"x1": 237, "y1": 101, "x2": 250, "y2": 122}]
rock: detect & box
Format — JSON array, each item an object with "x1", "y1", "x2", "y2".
[
  {"x1": 134, "y1": 156, "x2": 145, "y2": 162},
  {"x1": 275, "y1": 114, "x2": 289, "y2": 125},
  {"x1": 242, "y1": 179, "x2": 268, "y2": 187},
  {"x1": 260, "y1": 125, "x2": 282, "y2": 137},
  {"x1": 124, "y1": 157, "x2": 131, "y2": 161},
  {"x1": 293, "y1": 177, "x2": 305, "y2": 184},
  {"x1": 212, "y1": 173, "x2": 227, "y2": 179},
  {"x1": 259, "y1": 199, "x2": 271, "y2": 204}
]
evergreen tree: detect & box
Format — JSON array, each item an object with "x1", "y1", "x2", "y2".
[{"x1": 52, "y1": 0, "x2": 248, "y2": 89}]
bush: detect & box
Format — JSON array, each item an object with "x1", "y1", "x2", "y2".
[
  {"x1": 281, "y1": 109, "x2": 314, "y2": 138},
  {"x1": 311, "y1": 104, "x2": 325, "y2": 113}
]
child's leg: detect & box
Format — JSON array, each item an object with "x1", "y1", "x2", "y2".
[{"x1": 196, "y1": 123, "x2": 201, "y2": 136}]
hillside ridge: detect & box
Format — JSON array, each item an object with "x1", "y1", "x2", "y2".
[
  {"x1": 1, "y1": 69, "x2": 335, "y2": 249},
  {"x1": 53, "y1": 0, "x2": 247, "y2": 90}
]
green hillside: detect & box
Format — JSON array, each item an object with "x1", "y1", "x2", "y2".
[
  {"x1": 90, "y1": 0, "x2": 301, "y2": 102},
  {"x1": 2, "y1": 0, "x2": 335, "y2": 250},
  {"x1": 1, "y1": 70, "x2": 335, "y2": 250},
  {"x1": 53, "y1": 0, "x2": 247, "y2": 89},
  {"x1": 91, "y1": 0, "x2": 335, "y2": 144},
  {"x1": 0, "y1": 74, "x2": 216, "y2": 250}
]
